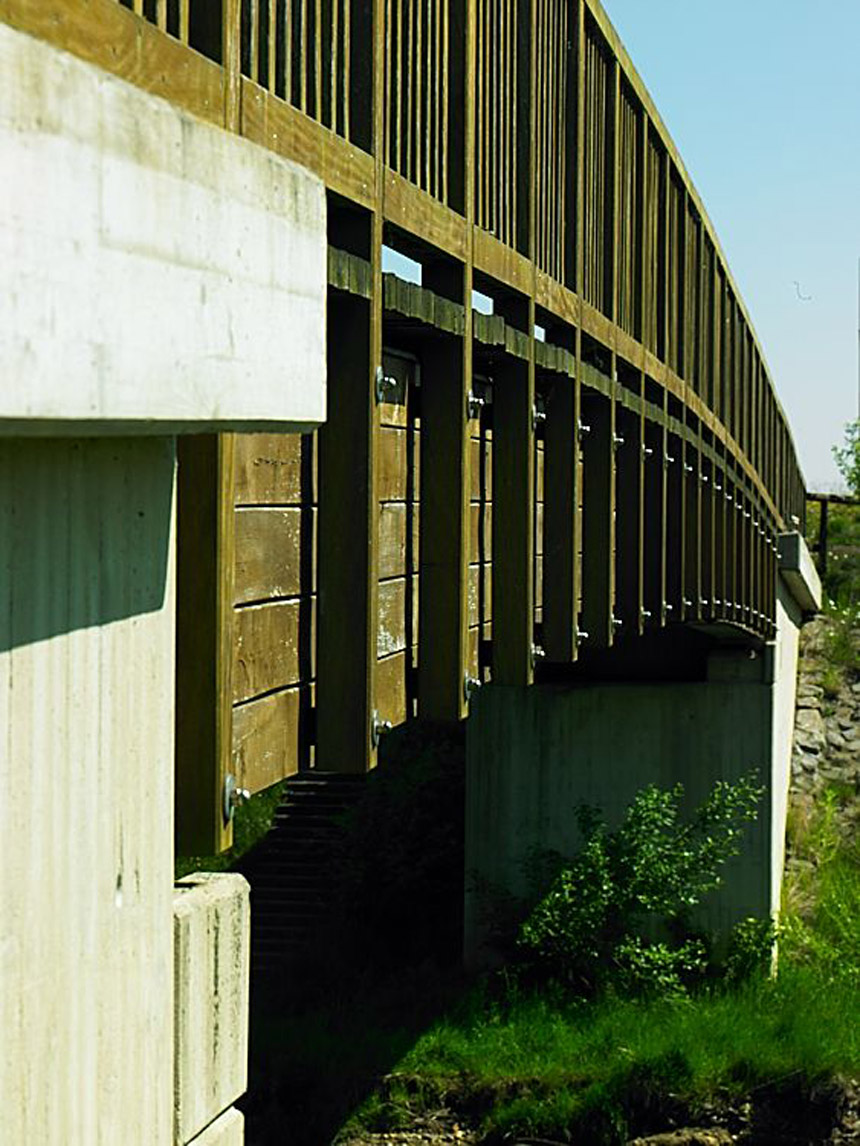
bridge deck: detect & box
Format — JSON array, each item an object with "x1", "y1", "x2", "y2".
[{"x1": 2, "y1": 0, "x2": 807, "y2": 852}]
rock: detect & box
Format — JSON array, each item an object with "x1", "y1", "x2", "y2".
[
  {"x1": 827, "y1": 729, "x2": 847, "y2": 749},
  {"x1": 626, "y1": 1131, "x2": 733, "y2": 1146},
  {"x1": 795, "y1": 708, "x2": 825, "y2": 738}
]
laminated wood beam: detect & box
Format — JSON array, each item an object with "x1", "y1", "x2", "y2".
[
  {"x1": 492, "y1": 348, "x2": 536, "y2": 682},
  {"x1": 316, "y1": 290, "x2": 379, "y2": 770},
  {"x1": 642, "y1": 410, "x2": 665, "y2": 629},
  {"x1": 612, "y1": 398, "x2": 641, "y2": 635},
  {"x1": 417, "y1": 326, "x2": 471, "y2": 719},
  {"x1": 682, "y1": 426, "x2": 701, "y2": 622},
  {"x1": 175, "y1": 434, "x2": 236, "y2": 856},
  {"x1": 543, "y1": 371, "x2": 582, "y2": 660},
  {"x1": 664, "y1": 428, "x2": 683, "y2": 624},
  {"x1": 580, "y1": 388, "x2": 614, "y2": 647}
]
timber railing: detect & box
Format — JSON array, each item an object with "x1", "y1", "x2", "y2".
[{"x1": 4, "y1": 0, "x2": 808, "y2": 851}]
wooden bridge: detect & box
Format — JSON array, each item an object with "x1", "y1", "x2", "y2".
[{"x1": 5, "y1": 0, "x2": 806, "y2": 855}]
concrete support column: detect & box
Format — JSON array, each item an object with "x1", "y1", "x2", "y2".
[{"x1": 465, "y1": 532, "x2": 821, "y2": 966}]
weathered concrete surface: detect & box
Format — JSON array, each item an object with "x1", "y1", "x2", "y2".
[
  {"x1": 174, "y1": 873, "x2": 250, "y2": 1146},
  {"x1": 778, "y1": 531, "x2": 822, "y2": 615},
  {"x1": 185, "y1": 1107, "x2": 244, "y2": 1146},
  {"x1": 465, "y1": 561, "x2": 813, "y2": 965},
  {"x1": 0, "y1": 437, "x2": 176, "y2": 1145},
  {"x1": 0, "y1": 21, "x2": 326, "y2": 434},
  {"x1": 465, "y1": 677, "x2": 774, "y2": 964}
]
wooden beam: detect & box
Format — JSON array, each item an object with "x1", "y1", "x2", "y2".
[
  {"x1": 580, "y1": 388, "x2": 614, "y2": 647},
  {"x1": 417, "y1": 325, "x2": 471, "y2": 718},
  {"x1": 316, "y1": 291, "x2": 379, "y2": 771},
  {"x1": 543, "y1": 368, "x2": 582, "y2": 660},
  {"x1": 175, "y1": 434, "x2": 236, "y2": 856},
  {"x1": 492, "y1": 347, "x2": 536, "y2": 681}
]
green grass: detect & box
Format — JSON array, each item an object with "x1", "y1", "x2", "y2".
[
  {"x1": 175, "y1": 777, "x2": 288, "y2": 880},
  {"x1": 337, "y1": 786, "x2": 860, "y2": 1144}
]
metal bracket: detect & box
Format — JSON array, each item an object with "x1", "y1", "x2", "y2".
[
  {"x1": 642, "y1": 445, "x2": 654, "y2": 460},
  {"x1": 612, "y1": 433, "x2": 625, "y2": 451},
  {"x1": 370, "y1": 709, "x2": 392, "y2": 749},
  {"x1": 463, "y1": 673, "x2": 482, "y2": 703},
  {"x1": 466, "y1": 390, "x2": 485, "y2": 420},
  {"x1": 611, "y1": 615, "x2": 623, "y2": 631},
  {"x1": 576, "y1": 629, "x2": 589, "y2": 646},
  {"x1": 530, "y1": 643, "x2": 546, "y2": 668},
  {"x1": 532, "y1": 404, "x2": 547, "y2": 430},
  {"x1": 640, "y1": 608, "x2": 652, "y2": 623},
  {"x1": 223, "y1": 773, "x2": 250, "y2": 825},
  {"x1": 577, "y1": 420, "x2": 591, "y2": 443},
  {"x1": 375, "y1": 366, "x2": 398, "y2": 404},
  {"x1": 664, "y1": 452, "x2": 676, "y2": 467}
]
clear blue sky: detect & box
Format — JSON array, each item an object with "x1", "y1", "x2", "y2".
[{"x1": 603, "y1": 0, "x2": 860, "y2": 491}]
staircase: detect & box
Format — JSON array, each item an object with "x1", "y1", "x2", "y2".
[{"x1": 238, "y1": 771, "x2": 366, "y2": 975}]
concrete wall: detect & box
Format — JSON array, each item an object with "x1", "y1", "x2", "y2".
[
  {"x1": 174, "y1": 874, "x2": 250, "y2": 1146},
  {"x1": 465, "y1": 563, "x2": 816, "y2": 965},
  {"x1": 0, "y1": 437, "x2": 177, "y2": 1145},
  {"x1": 0, "y1": 21, "x2": 326, "y2": 434}
]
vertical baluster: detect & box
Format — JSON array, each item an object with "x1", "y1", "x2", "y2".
[
  {"x1": 300, "y1": 0, "x2": 308, "y2": 110},
  {"x1": 510, "y1": 0, "x2": 516, "y2": 242},
  {"x1": 343, "y1": 0, "x2": 351, "y2": 138},
  {"x1": 434, "y1": 0, "x2": 441, "y2": 196},
  {"x1": 179, "y1": 0, "x2": 189, "y2": 43},
  {"x1": 406, "y1": 0, "x2": 414, "y2": 180},
  {"x1": 133, "y1": 0, "x2": 143, "y2": 17},
  {"x1": 333, "y1": 0, "x2": 341, "y2": 128},
  {"x1": 284, "y1": 0, "x2": 293, "y2": 104},
  {"x1": 499, "y1": 0, "x2": 506, "y2": 240},
  {"x1": 416, "y1": 0, "x2": 423, "y2": 186},
  {"x1": 249, "y1": 0, "x2": 260, "y2": 83},
  {"x1": 395, "y1": 0, "x2": 403, "y2": 167},
  {"x1": 315, "y1": 0, "x2": 323, "y2": 118},
  {"x1": 442, "y1": 0, "x2": 449, "y2": 201},
  {"x1": 156, "y1": 0, "x2": 167, "y2": 31},
  {"x1": 269, "y1": 0, "x2": 277, "y2": 92},
  {"x1": 426, "y1": 0, "x2": 433, "y2": 190}
]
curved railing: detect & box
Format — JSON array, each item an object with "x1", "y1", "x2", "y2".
[{"x1": 3, "y1": 0, "x2": 809, "y2": 838}]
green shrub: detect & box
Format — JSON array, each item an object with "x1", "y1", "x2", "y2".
[{"x1": 514, "y1": 775, "x2": 764, "y2": 996}]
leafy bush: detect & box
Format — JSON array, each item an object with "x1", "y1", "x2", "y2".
[
  {"x1": 514, "y1": 775, "x2": 764, "y2": 996},
  {"x1": 833, "y1": 419, "x2": 860, "y2": 496}
]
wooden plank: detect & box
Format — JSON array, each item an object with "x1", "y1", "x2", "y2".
[
  {"x1": 379, "y1": 425, "x2": 418, "y2": 501},
  {"x1": 175, "y1": 434, "x2": 236, "y2": 855},
  {"x1": 383, "y1": 170, "x2": 469, "y2": 260},
  {"x1": 241, "y1": 80, "x2": 377, "y2": 208},
  {"x1": 379, "y1": 501, "x2": 420, "y2": 577},
  {"x1": 233, "y1": 597, "x2": 316, "y2": 702},
  {"x1": 316, "y1": 291, "x2": 378, "y2": 770},
  {"x1": 233, "y1": 432, "x2": 307, "y2": 505},
  {"x1": 2, "y1": 0, "x2": 224, "y2": 126},
  {"x1": 376, "y1": 650, "x2": 409, "y2": 727},
  {"x1": 377, "y1": 576, "x2": 416, "y2": 657},
  {"x1": 233, "y1": 506, "x2": 306, "y2": 603},
  {"x1": 682, "y1": 431, "x2": 701, "y2": 620},
  {"x1": 492, "y1": 350, "x2": 535, "y2": 682},
  {"x1": 232, "y1": 686, "x2": 302, "y2": 794}
]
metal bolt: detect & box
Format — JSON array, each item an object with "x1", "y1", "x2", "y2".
[
  {"x1": 463, "y1": 674, "x2": 482, "y2": 703},
  {"x1": 370, "y1": 710, "x2": 393, "y2": 749},
  {"x1": 613, "y1": 433, "x2": 625, "y2": 450},
  {"x1": 578, "y1": 420, "x2": 592, "y2": 442},
  {"x1": 466, "y1": 390, "x2": 485, "y2": 419},
  {"x1": 375, "y1": 366, "x2": 398, "y2": 404},
  {"x1": 530, "y1": 643, "x2": 546, "y2": 667},
  {"x1": 533, "y1": 405, "x2": 547, "y2": 430},
  {"x1": 223, "y1": 774, "x2": 251, "y2": 824}
]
